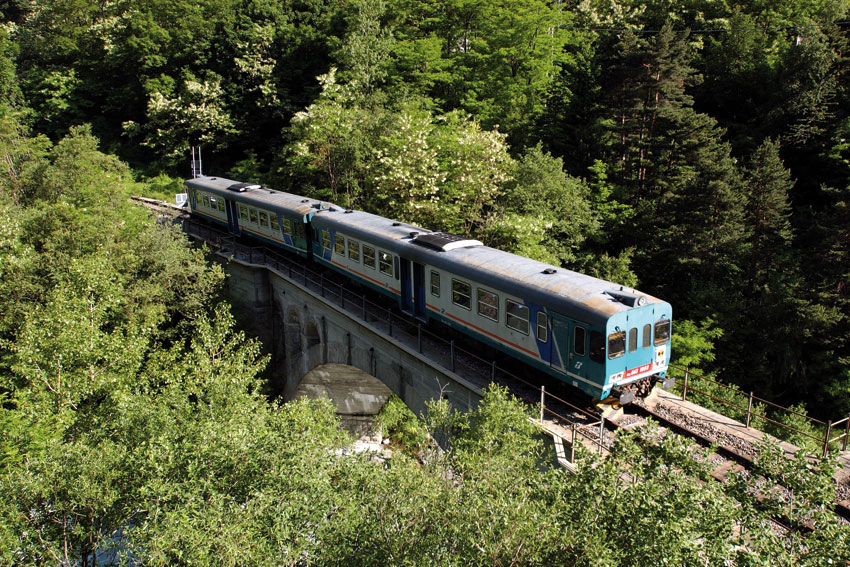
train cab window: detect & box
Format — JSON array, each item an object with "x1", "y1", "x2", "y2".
[
  {"x1": 608, "y1": 331, "x2": 626, "y2": 359},
  {"x1": 239, "y1": 204, "x2": 249, "y2": 221},
  {"x1": 654, "y1": 319, "x2": 671, "y2": 345},
  {"x1": 348, "y1": 239, "x2": 360, "y2": 262},
  {"x1": 321, "y1": 229, "x2": 330, "y2": 249},
  {"x1": 536, "y1": 312, "x2": 548, "y2": 343},
  {"x1": 282, "y1": 218, "x2": 292, "y2": 236},
  {"x1": 574, "y1": 327, "x2": 586, "y2": 356},
  {"x1": 271, "y1": 215, "x2": 279, "y2": 232},
  {"x1": 477, "y1": 289, "x2": 498, "y2": 321},
  {"x1": 259, "y1": 211, "x2": 269, "y2": 228},
  {"x1": 363, "y1": 245, "x2": 376, "y2": 269},
  {"x1": 430, "y1": 271, "x2": 440, "y2": 297},
  {"x1": 505, "y1": 300, "x2": 529, "y2": 334},
  {"x1": 451, "y1": 280, "x2": 472, "y2": 310},
  {"x1": 249, "y1": 208, "x2": 259, "y2": 224},
  {"x1": 589, "y1": 331, "x2": 604, "y2": 362},
  {"x1": 642, "y1": 324, "x2": 651, "y2": 348},
  {"x1": 379, "y1": 250, "x2": 393, "y2": 276},
  {"x1": 628, "y1": 327, "x2": 637, "y2": 353},
  {"x1": 334, "y1": 234, "x2": 345, "y2": 255}
]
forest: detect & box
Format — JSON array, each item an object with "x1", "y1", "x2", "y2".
[
  {"x1": 1, "y1": 0, "x2": 850, "y2": 563},
  {"x1": 5, "y1": 0, "x2": 847, "y2": 418}
]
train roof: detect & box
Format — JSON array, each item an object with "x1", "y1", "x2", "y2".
[
  {"x1": 314, "y1": 208, "x2": 668, "y2": 325},
  {"x1": 185, "y1": 176, "x2": 324, "y2": 219},
  {"x1": 184, "y1": 176, "x2": 669, "y2": 325}
]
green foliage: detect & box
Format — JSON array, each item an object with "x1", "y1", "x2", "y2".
[
  {"x1": 333, "y1": 0, "x2": 394, "y2": 95},
  {"x1": 287, "y1": 68, "x2": 390, "y2": 206},
  {"x1": 378, "y1": 393, "x2": 427, "y2": 450},
  {"x1": 486, "y1": 144, "x2": 596, "y2": 266},
  {"x1": 141, "y1": 174, "x2": 185, "y2": 202},
  {"x1": 287, "y1": 71, "x2": 513, "y2": 235},
  {"x1": 671, "y1": 317, "x2": 723, "y2": 371},
  {"x1": 123, "y1": 73, "x2": 237, "y2": 164},
  {"x1": 727, "y1": 440, "x2": 850, "y2": 564},
  {"x1": 763, "y1": 403, "x2": 823, "y2": 453}
]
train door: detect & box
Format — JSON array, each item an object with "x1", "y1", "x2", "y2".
[
  {"x1": 570, "y1": 323, "x2": 589, "y2": 381},
  {"x1": 551, "y1": 316, "x2": 588, "y2": 380},
  {"x1": 400, "y1": 258, "x2": 413, "y2": 314},
  {"x1": 413, "y1": 262, "x2": 426, "y2": 321},
  {"x1": 552, "y1": 317, "x2": 569, "y2": 374},
  {"x1": 225, "y1": 199, "x2": 240, "y2": 235}
]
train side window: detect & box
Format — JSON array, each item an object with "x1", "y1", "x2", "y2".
[
  {"x1": 270, "y1": 214, "x2": 279, "y2": 232},
  {"x1": 217, "y1": 199, "x2": 225, "y2": 212},
  {"x1": 451, "y1": 280, "x2": 472, "y2": 310},
  {"x1": 209, "y1": 196, "x2": 217, "y2": 209},
  {"x1": 536, "y1": 312, "x2": 548, "y2": 343},
  {"x1": 239, "y1": 204, "x2": 249, "y2": 221},
  {"x1": 202, "y1": 194, "x2": 210, "y2": 208},
  {"x1": 608, "y1": 331, "x2": 626, "y2": 359},
  {"x1": 293, "y1": 221, "x2": 305, "y2": 240},
  {"x1": 642, "y1": 324, "x2": 651, "y2": 348},
  {"x1": 654, "y1": 319, "x2": 671, "y2": 345},
  {"x1": 363, "y1": 245, "x2": 376, "y2": 269},
  {"x1": 334, "y1": 234, "x2": 345, "y2": 255},
  {"x1": 505, "y1": 300, "x2": 529, "y2": 334},
  {"x1": 348, "y1": 239, "x2": 360, "y2": 262},
  {"x1": 477, "y1": 289, "x2": 498, "y2": 321},
  {"x1": 379, "y1": 250, "x2": 393, "y2": 276},
  {"x1": 430, "y1": 271, "x2": 440, "y2": 297},
  {"x1": 249, "y1": 208, "x2": 259, "y2": 224},
  {"x1": 574, "y1": 327, "x2": 586, "y2": 356},
  {"x1": 628, "y1": 327, "x2": 637, "y2": 353},
  {"x1": 321, "y1": 229, "x2": 330, "y2": 249},
  {"x1": 589, "y1": 331, "x2": 604, "y2": 362},
  {"x1": 259, "y1": 211, "x2": 269, "y2": 228},
  {"x1": 282, "y1": 218, "x2": 292, "y2": 236}
]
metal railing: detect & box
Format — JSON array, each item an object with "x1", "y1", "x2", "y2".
[
  {"x1": 676, "y1": 365, "x2": 849, "y2": 457},
  {"x1": 183, "y1": 219, "x2": 604, "y2": 461}
]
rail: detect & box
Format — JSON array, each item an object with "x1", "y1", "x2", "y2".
[
  {"x1": 674, "y1": 364, "x2": 850, "y2": 457},
  {"x1": 183, "y1": 220, "x2": 604, "y2": 459}
]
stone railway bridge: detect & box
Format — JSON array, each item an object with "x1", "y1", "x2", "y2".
[{"x1": 184, "y1": 220, "x2": 486, "y2": 421}]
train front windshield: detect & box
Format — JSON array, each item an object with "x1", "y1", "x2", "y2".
[{"x1": 654, "y1": 319, "x2": 671, "y2": 345}]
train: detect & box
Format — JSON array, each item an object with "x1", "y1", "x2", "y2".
[{"x1": 183, "y1": 175, "x2": 673, "y2": 403}]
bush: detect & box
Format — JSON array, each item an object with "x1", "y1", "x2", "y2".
[{"x1": 378, "y1": 394, "x2": 427, "y2": 451}]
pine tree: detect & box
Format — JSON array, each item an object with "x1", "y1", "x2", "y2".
[
  {"x1": 727, "y1": 138, "x2": 803, "y2": 395},
  {"x1": 593, "y1": 22, "x2": 748, "y2": 317}
]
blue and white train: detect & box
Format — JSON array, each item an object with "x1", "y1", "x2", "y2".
[{"x1": 184, "y1": 175, "x2": 672, "y2": 401}]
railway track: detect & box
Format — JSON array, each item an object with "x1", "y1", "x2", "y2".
[{"x1": 130, "y1": 195, "x2": 186, "y2": 214}]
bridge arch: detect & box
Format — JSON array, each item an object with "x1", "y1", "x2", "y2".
[{"x1": 292, "y1": 363, "x2": 393, "y2": 415}]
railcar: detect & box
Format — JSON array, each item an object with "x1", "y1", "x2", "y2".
[
  {"x1": 184, "y1": 176, "x2": 672, "y2": 401},
  {"x1": 185, "y1": 176, "x2": 316, "y2": 257}
]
